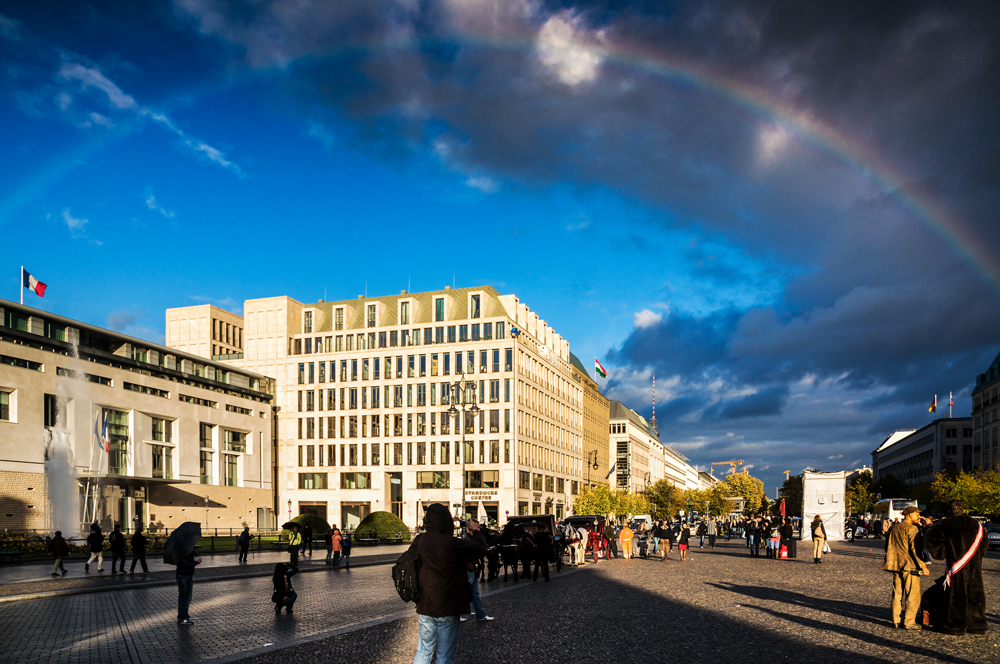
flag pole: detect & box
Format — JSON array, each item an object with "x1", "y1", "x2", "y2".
[
  {"x1": 20, "y1": 266, "x2": 23, "y2": 305},
  {"x1": 950, "y1": 391, "x2": 953, "y2": 418}
]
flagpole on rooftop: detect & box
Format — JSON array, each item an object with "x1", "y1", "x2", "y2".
[{"x1": 20, "y1": 266, "x2": 23, "y2": 306}]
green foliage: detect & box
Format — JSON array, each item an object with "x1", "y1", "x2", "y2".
[
  {"x1": 931, "y1": 469, "x2": 1000, "y2": 515},
  {"x1": 778, "y1": 474, "x2": 803, "y2": 517},
  {"x1": 644, "y1": 479, "x2": 683, "y2": 519},
  {"x1": 282, "y1": 513, "x2": 330, "y2": 536},
  {"x1": 355, "y1": 511, "x2": 412, "y2": 541},
  {"x1": 719, "y1": 473, "x2": 765, "y2": 514},
  {"x1": 845, "y1": 470, "x2": 875, "y2": 515},
  {"x1": 574, "y1": 484, "x2": 616, "y2": 516}
]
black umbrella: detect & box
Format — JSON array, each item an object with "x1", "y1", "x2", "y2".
[
  {"x1": 281, "y1": 521, "x2": 299, "y2": 530},
  {"x1": 163, "y1": 522, "x2": 201, "y2": 565}
]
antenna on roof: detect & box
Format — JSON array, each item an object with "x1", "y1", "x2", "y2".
[
  {"x1": 453, "y1": 270, "x2": 456, "y2": 290},
  {"x1": 365, "y1": 280, "x2": 368, "y2": 298},
  {"x1": 408, "y1": 275, "x2": 411, "y2": 294},
  {"x1": 651, "y1": 373, "x2": 659, "y2": 438}
]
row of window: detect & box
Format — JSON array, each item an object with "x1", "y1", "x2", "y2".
[
  {"x1": 298, "y1": 411, "x2": 512, "y2": 439},
  {"x1": 297, "y1": 470, "x2": 500, "y2": 491},
  {"x1": 212, "y1": 318, "x2": 242, "y2": 349},
  {"x1": 293, "y1": 321, "x2": 508, "y2": 355},
  {"x1": 297, "y1": 349, "x2": 513, "y2": 385},
  {"x1": 297, "y1": 380, "x2": 509, "y2": 412},
  {"x1": 316, "y1": 294, "x2": 485, "y2": 335},
  {"x1": 298, "y1": 440, "x2": 508, "y2": 467}
]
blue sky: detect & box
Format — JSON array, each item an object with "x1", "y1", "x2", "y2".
[{"x1": 4, "y1": 1, "x2": 1000, "y2": 495}]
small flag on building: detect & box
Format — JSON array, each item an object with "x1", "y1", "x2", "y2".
[
  {"x1": 949, "y1": 392, "x2": 954, "y2": 408},
  {"x1": 93, "y1": 412, "x2": 110, "y2": 453},
  {"x1": 22, "y1": 267, "x2": 47, "y2": 297},
  {"x1": 605, "y1": 463, "x2": 616, "y2": 479},
  {"x1": 594, "y1": 358, "x2": 607, "y2": 378},
  {"x1": 929, "y1": 395, "x2": 937, "y2": 413}
]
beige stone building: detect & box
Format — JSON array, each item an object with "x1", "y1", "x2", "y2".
[
  {"x1": 166, "y1": 304, "x2": 245, "y2": 360},
  {"x1": 167, "y1": 286, "x2": 584, "y2": 530},
  {"x1": 569, "y1": 353, "x2": 610, "y2": 488},
  {"x1": 609, "y1": 400, "x2": 699, "y2": 495},
  {"x1": 0, "y1": 299, "x2": 274, "y2": 536}
]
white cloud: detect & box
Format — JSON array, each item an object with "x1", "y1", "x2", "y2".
[
  {"x1": 634, "y1": 309, "x2": 663, "y2": 328},
  {"x1": 536, "y1": 13, "x2": 602, "y2": 86},
  {"x1": 145, "y1": 194, "x2": 175, "y2": 218},
  {"x1": 757, "y1": 123, "x2": 791, "y2": 165},
  {"x1": 62, "y1": 208, "x2": 88, "y2": 236},
  {"x1": 565, "y1": 216, "x2": 591, "y2": 232},
  {"x1": 465, "y1": 175, "x2": 499, "y2": 193},
  {"x1": 57, "y1": 63, "x2": 242, "y2": 175}
]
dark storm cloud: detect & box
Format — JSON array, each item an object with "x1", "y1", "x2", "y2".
[{"x1": 162, "y1": 0, "x2": 1000, "y2": 488}]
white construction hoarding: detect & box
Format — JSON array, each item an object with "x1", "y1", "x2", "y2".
[{"x1": 800, "y1": 471, "x2": 847, "y2": 541}]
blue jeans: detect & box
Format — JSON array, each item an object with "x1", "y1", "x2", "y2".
[
  {"x1": 413, "y1": 615, "x2": 460, "y2": 664},
  {"x1": 468, "y1": 571, "x2": 485, "y2": 620},
  {"x1": 651, "y1": 536, "x2": 660, "y2": 553},
  {"x1": 326, "y1": 546, "x2": 332, "y2": 563},
  {"x1": 176, "y1": 574, "x2": 193, "y2": 620},
  {"x1": 750, "y1": 535, "x2": 760, "y2": 557}
]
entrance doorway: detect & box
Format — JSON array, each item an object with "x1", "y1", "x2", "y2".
[
  {"x1": 299, "y1": 502, "x2": 328, "y2": 522},
  {"x1": 388, "y1": 472, "x2": 403, "y2": 519}
]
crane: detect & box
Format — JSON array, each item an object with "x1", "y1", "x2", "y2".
[
  {"x1": 710, "y1": 460, "x2": 744, "y2": 475},
  {"x1": 783, "y1": 470, "x2": 791, "y2": 481}
]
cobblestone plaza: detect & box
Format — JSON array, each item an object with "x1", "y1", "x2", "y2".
[{"x1": 1, "y1": 539, "x2": 996, "y2": 664}]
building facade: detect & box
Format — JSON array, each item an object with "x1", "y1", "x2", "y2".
[
  {"x1": 0, "y1": 299, "x2": 274, "y2": 535},
  {"x1": 971, "y1": 350, "x2": 1000, "y2": 468},
  {"x1": 871, "y1": 418, "x2": 974, "y2": 486},
  {"x1": 168, "y1": 286, "x2": 584, "y2": 530},
  {"x1": 569, "y1": 353, "x2": 611, "y2": 489},
  {"x1": 166, "y1": 304, "x2": 245, "y2": 360}
]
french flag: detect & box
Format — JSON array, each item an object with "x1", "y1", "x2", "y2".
[{"x1": 22, "y1": 268, "x2": 47, "y2": 297}]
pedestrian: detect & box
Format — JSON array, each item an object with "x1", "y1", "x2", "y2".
[
  {"x1": 677, "y1": 521, "x2": 691, "y2": 562},
  {"x1": 49, "y1": 530, "x2": 69, "y2": 576},
  {"x1": 697, "y1": 520, "x2": 707, "y2": 548},
  {"x1": 460, "y1": 519, "x2": 494, "y2": 622},
  {"x1": 330, "y1": 525, "x2": 342, "y2": 566},
  {"x1": 323, "y1": 528, "x2": 333, "y2": 564},
  {"x1": 340, "y1": 529, "x2": 352, "y2": 569},
  {"x1": 883, "y1": 505, "x2": 929, "y2": 629},
  {"x1": 108, "y1": 523, "x2": 127, "y2": 574},
  {"x1": 811, "y1": 515, "x2": 827, "y2": 564},
  {"x1": 924, "y1": 500, "x2": 989, "y2": 635},
  {"x1": 748, "y1": 517, "x2": 760, "y2": 558},
  {"x1": 531, "y1": 527, "x2": 552, "y2": 582},
  {"x1": 271, "y1": 562, "x2": 297, "y2": 614},
  {"x1": 412, "y1": 503, "x2": 487, "y2": 664},
  {"x1": 85, "y1": 523, "x2": 104, "y2": 572},
  {"x1": 619, "y1": 523, "x2": 634, "y2": 559},
  {"x1": 779, "y1": 517, "x2": 795, "y2": 560},
  {"x1": 604, "y1": 522, "x2": 618, "y2": 559},
  {"x1": 302, "y1": 523, "x2": 313, "y2": 555},
  {"x1": 707, "y1": 517, "x2": 717, "y2": 548},
  {"x1": 237, "y1": 526, "x2": 251, "y2": 563},
  {"x1": 767, "y1": 518, "x2": 781, "y2": 559},
  {"x1": 175, "y1": 547, "x2": 202, "y2": 625},
  {"x1": 287, "y1": 524, "x2": 302, "y2": 569},
  {"x1": 661, "y1": 520, "x2": 675, "y2": 561},
  {"x1": 130, "y1": 526, "x2": 149, "y2": 574}
]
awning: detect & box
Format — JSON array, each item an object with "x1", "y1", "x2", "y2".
[{"x1": 76, "y1": 475, "x2": 189, "y2": 488}]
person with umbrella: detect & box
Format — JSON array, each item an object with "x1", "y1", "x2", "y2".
[
  {"x1": 284, "y1": 522, "x2": 303, "y2": 569},
  {"x1": 164, "y1": 522, "x2": 202, "y2": 625}
]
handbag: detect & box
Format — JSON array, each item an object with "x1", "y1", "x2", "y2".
[
  {"x1": 779, "y1": 545, "x2": 788, "y2": 559},
  {"x1": 823, "y1": 541, "x2": 831, "y2": 553}
]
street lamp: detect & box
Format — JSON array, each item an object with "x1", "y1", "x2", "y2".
[
  {"x1": 287, "y1": 498, "x2": 292, "y2": 522},
  {"x1": 586, "y1": 450, "x2": 599, "y2": 487},
  {"x1": 448, "y1": 374, "x2": 479, "y2": 520},
  {"x1": 686, "y1": 497, "x2": 692, "y2": 522}
]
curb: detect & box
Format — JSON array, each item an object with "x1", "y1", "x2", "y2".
[{"x1": 0, "y1": 558, "x2": 396, "y2": 604}]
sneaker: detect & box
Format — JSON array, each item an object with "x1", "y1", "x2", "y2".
[
  {"x1": 85, "y1": 564, "x2": 90, "y2": 572},
  {"x1": 178, "y1": 619, "x2": 194, "y2": 625},
  {"x1": 61, "y1": 569, "x2": 68, "y2": 575},
  {"x1": 460, "y1": 616, "x2": 469, "y2": 622},
  {"x1": 477, "y1": 616, "x2": 495, "y2": 622},
  {"x1": 51, "y1": 573, "x2": 59, "y2": 577},
  {"x1": 903, "y1": 624, "x2": 922, "y2": 630}
]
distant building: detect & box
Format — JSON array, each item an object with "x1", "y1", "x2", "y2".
[
  {"x1": 697, "y1": 471, "x2": 718, "y2": 491},
  {"x1": 871, "y1": 418, "x2": 973, "y2": 486},
  {"x1": 568, "y1": 353, "x2": 610, "y2": 489},
  {"x1": 166, "y1": 304, "x2": 245, "y2": 360},
  {"x1": 609, "y1": 400, "x2": 698, "y2": 493},
  {"x1": 0, "y1": 299, "x2": 274, "y2": 534},
  {"x1": 971, "y1": 350, "x2": 1000, "y2": 468}
]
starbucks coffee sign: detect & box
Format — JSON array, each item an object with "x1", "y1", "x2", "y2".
[{"x1": 466, "y1": 489, "x2": 499, "y2": 501}]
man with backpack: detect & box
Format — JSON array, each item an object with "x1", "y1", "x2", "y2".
[
  {"x1": 109, "y1": 523, "x2": 126, "y2": 574},
  {"x1": 339, "y1": 530, "x2": 352, "y2": 570},
  {"x1": 403, "y1": 503, "x2": 486, "y2": 664}
]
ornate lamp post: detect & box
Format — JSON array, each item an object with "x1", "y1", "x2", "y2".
[
  {"x1": 448, "y1": 374, "x2": 479, "y2": 520},
  {"x1": 586, "y1": 450, "x2": 599, "y2": 487},
  {"x1": 287, "y1": 498, "x2": 292, "y2": 522}
]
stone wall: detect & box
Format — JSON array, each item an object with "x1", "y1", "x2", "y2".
[
  {"x1": 147, "y1": 482, "x2": 274, "y2": 534},
  {"x1": 0, "y1": 470, "x2": 49, "y2": 531}
]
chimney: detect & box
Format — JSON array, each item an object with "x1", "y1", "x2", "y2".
[{"x1": 401, "y1": 290, "x2": 407, "y2": 295}]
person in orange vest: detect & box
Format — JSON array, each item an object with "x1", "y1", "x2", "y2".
[{"x1": 619, "y1": 524, "x2": 634, "y2": 559}]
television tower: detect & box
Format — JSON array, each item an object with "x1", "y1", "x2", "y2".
[{"x1": 651, "y1": 373, "x2": 659, "y2": 437}]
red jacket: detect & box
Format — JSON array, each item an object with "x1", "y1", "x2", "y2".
[{"x1": 50, "y1": 536, "x2": 70, "y2": 557}]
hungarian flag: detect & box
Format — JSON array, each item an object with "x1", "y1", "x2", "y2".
[
  {"x1": 929, "y1": 395, "x2": 937, "y2": 413},
  {"x1": 594, "y1": 358, "x2": 607, "y2": 378},
  {"x1": 22, "y1": 268, "x2": 47, "y2": 297}
]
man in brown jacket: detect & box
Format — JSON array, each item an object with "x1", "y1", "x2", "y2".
[
  {"x1": 883, "y1": 505, "x2": 929, "y2": 629},
  {"x1": 413, "y1": 504, "x2": 487, "y2": 664}
]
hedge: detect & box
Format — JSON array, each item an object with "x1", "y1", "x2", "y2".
[{"x1": 354, "y1": 511, "x2": 411, "y2": 541}]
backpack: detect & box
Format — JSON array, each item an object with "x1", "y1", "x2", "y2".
[
  {"x1": 238, "y1": 531, "x2": 250, "y2": 546},
  {"x1": 341, "y1": 532, "x2": 351, "y2": 550},
  {"x1": 391, "y1": 535, "x2": 422, "y2": 603}
]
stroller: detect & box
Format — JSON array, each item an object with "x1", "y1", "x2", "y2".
[{"x1": 636, "y1": 534, "x2": 649, "y2": 559}]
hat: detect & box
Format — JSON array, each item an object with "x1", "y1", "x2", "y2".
[{"x1": 902, "y1": 506, "x2": 921, "y2": 516}]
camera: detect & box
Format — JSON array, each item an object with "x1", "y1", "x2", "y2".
[{"x1": 459, "y1": 520, "x2": 468, "y2": 528}]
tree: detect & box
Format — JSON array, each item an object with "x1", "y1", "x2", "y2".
[
  {"x1": 931, "y1": 469, "x2": 1000, "y2": 516},
  {"x1": 778, "y1": 474, "x2": 803, "y2": 518},
  {"x1": 573, "y1": 484, "x2": 616, "y2": 517},
  {"x1": 719, "y1": 473, "x2": 765, "y2": 514},
  {"x1": 644, "y1": 480, "x2": 683, "y2": 519},
  {"x1": 845, "y1": 470, "x2": 875, "y2": 516}
]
